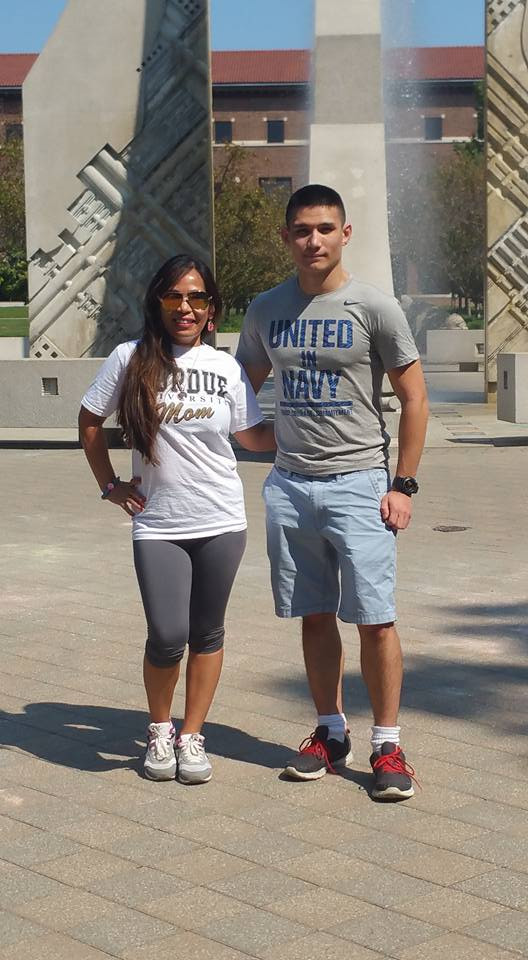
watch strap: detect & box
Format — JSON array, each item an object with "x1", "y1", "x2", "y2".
[{"x1": 101, "y1": 476, "x2": 120, "y2": 499}]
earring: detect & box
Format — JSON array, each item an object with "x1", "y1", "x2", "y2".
[{"x1": 207, "y1": 321, "x2": 215, "y2": 332}]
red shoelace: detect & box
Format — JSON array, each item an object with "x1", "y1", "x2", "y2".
[
  {"x1": 298, "y1": 731, "x2": 337, "y2": 774},
  {"x1": 372, "y1": 746, "x2": 419, "y2": 787}
]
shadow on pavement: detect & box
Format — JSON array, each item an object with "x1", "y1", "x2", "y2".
[
  {"x1": 448, "y1": 436, "x2": 528, "y2": 446},
  {"x1": 0, "y1": 702, "x2": 292, "y2": 775}
]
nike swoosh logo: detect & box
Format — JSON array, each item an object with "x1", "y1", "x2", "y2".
[{"x1": 343, "y1": 300, "x2": 357, "y2": 305}]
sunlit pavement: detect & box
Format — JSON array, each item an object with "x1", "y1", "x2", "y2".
[{"x1": 1, "y1": 418, "x2": 528, "y2": 959}]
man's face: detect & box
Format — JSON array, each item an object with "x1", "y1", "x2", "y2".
[{"x1": 281, "y1": 205, "x2": 351, "y2": 275}]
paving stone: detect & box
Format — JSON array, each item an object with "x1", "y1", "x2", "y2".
[
  {"x1": 455, "y1": 833, "x2": 528, "y2": 873},
  {"x1": 143, "y1": 885, "x2": 253, "y2": 927},
  {"x1": 0, "y1": 909, "x2": 45, "y2": 948},
  {"x1": 453, "y1": 800, "x2": 528, "y2": 837},
  {"x1": 210, "y1": 865, "x2": 315, "y2": 906},
  {"x1": 394, "y1": 886, "x2": 509, "y2": 929},
  {"x1": 463, "y1": 908, "x2": 528, "y2": 954},
  {"x1": 11, "y1": 888, "x2": 118, "y2": 931},
  {"x1": 268, "y1": 886, "x2": 388, "y2": 931},
  {"x1": 259, "y1": 931, "x2": 383, "y2": 960},
  {"x1": 171, "y1": 813, "x2": 312, "y2": 866},
  {"x1": 397, "y1": 932, "x2": 522, "y2": 959},
  {"x1": 0, "y1": 932, "x2": 116, "y2": 959},
  {"x1": 278, "y1": 812, "x2": 372, "y2": 848},
  {"x1": 278, "y1": 849, "x2": 442, "y2": 907},
  {"x1": 455, "y1": 868, "x2": 528, "y2": 911},
  {"x1": 3, "y1": 445, "x2": 528, "y2": 959},
  {"x1": 195, "y1": 903, "x2": 310, "y2": 957},
  {"x1": 0, "y1": 859, "x2": 65, "y2": 906},
  {"x1": 154, "y1": 847, "x2": 257, "y2": 884},
  {"x1": 69, "y1": 905, "x2": 178, "y2": 955},
  {"x1": 35, "y1": 849, "x2": 137, "y2": 888},
  {"x1": 0, "y1": 816, "x2": 82, "y2": 867},
  {"x1": 122, "y1": 930, "x2": 252, "y2": 960},
  {"x1": 328, "y1": 901, "x2": 444, "y2": 955}
]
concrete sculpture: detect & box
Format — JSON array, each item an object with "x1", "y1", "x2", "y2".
[
  {"x1": 487, "y1": 0, "x2": 528, "y2": 397},
  {"x1": 23, "y1": 0, "x2": 213, "y2": 359},
  {"x1": 309, "y1": 0, "x2": 393, "y2": 294}
]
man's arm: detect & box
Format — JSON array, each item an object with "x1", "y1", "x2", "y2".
[
  {"x1": 240, "y1": 361, "x2": 272, "y2": 396},
  {"x1": 382, "y1": 359, "x2": 428, "y2": 531}
]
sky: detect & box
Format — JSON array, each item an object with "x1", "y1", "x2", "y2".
[{"x1": 0, "y1": 0, "x2": 485, "y2": 53}]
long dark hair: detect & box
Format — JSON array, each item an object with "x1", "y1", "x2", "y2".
[{"x1": 117, "y1": 255, "x2": 223, "y2": 464}]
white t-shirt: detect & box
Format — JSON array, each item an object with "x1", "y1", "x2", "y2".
[{"x1": 81, "y1": 341, "x2": 264, "y2": 540}]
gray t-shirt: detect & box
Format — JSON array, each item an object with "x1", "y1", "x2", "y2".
[{"x1": 236, "y1": 275, "x2": 419, "y2": 475}]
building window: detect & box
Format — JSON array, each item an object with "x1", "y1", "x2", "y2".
[
  {"x1": 267, "y1": 119, "x2": 285, "y2": 144},
  {"x1": 6, "y1": 123, "x2": 23, "y2": 141},
  {"x1": 424, "y1": 116, "x2": 443, "y2": 141},
  {"x1": 259, "y1": 177, "x2": 292, "y2": 196},
  {"x1": 214, "y1": 120, "x2": 232, "y2": 144}
]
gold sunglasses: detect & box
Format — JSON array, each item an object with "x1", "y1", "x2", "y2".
[{"x1": 159, "y1": 291, "x2": 211, "y2": 311}]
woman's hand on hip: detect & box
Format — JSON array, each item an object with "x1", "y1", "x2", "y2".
[{"x1": 107, "y1": 476, "x2": 146, "y2": 516}]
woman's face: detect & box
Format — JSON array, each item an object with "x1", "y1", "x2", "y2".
[{"x1": 159, "y1": 270, "x2": 215, "y2": 347}]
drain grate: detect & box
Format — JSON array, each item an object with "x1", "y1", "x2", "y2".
[{"x1": 433, "y1": 525, "x2": 470, "y2": 533}]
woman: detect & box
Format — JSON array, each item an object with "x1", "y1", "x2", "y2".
[{"x1": 79, "y1": 255, "x2": 274, "y2": 784}]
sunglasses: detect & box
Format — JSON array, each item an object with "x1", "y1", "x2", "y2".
[{"x1": 159, "y1": 291, "x2": 211, "y2": 311}]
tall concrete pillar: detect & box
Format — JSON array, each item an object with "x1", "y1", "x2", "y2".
[
  {"x1": 486, "y1": 0, "x2": 528, "y2": 398},
  {"x1": 24, "y1": 0, "x2": 213, "y2": 358},
  {"x1": 309, "y1": 0, "x2": 393, "y2": 294}
]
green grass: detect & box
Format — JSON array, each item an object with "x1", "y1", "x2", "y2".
[
  {"x1": 0, "y1": 305, "x2": 28, "y2": 319},
  {"x1": 0, "y1": 317, "x2": 28, "y2": 336},
  {"x1": 0, "y1": 305, "x2": 29, "y2": 336}
]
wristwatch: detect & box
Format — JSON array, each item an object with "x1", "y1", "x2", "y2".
[
  {"x1": 101, "y1": 476, "x2": 120, "y2": 499},
  {"x1": 392, "y1": 476, "x2": 419, "y2": 496}
]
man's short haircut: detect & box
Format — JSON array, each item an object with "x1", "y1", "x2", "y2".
[{"x1": 285, "y1": 184, "x2": 346, "y2": 227}]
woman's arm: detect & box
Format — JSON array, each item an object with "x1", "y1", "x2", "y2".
[
  {"x1": 78, "y1": 405, "x2": 146, "y2": 516},
  {"x1": 232, "y1": 420, "x2": 276, "y2": 452}
]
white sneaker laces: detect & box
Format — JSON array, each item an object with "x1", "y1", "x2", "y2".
[
  {"x1": 148, "y1": 725, "x2": 174, "y2": 761},
  {"x1": 179, "y1": 733, "x2": 206, "y2": 763}
]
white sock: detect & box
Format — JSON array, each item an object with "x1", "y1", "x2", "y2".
[
  {"x1": 150, "y1": 721, "x2": 173, "y2": 734},
  {"x1": 371, "y1": 725, "x2": 400, "y2": 753},
  {"x1": 318, "y1": 713, "x2": 348, "y2": 742}
]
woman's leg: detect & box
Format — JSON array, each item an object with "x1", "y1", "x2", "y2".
[
  {"x1": 133, "y1": 539, "x2": 193, "y2": 721},
  {"x1": 181, "y1": 530, "x2": 247, "y2": 734},
  {"x1": 142, "y1": 657, "x2": 181, "y2": 723}
]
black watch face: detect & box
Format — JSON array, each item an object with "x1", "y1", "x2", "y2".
[{"x1": 402, "y1": 477, "x2": 419, "y2": 495}]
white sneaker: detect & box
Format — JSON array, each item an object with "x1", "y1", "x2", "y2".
[
  {"x1": 176, "y1": 733, "x2": 212, "y2": 784},
  {"x1": 144, "y1": 722, "x2": 176, "y2": 781}
]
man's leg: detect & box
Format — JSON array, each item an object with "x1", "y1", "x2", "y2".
[
  {"x1": 357, "y1": 621, "x2": 402, "y2": 726},
  {"x1": 283, "y1": 612, "x2": 351, "y2": 780},
  {"x1": 302, "y1": 612, "x2": 344, "y2": 715},
  {"x1": 358, "y1": 621, "x2": 415, "y2": 800}
]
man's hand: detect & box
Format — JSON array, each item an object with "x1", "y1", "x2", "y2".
[
  {"x1": 380, "y1": 490, "x2": 412, "y2": 531},
  {"x1": 106, "y1": 476, "x2": 146, "y2": 517}
]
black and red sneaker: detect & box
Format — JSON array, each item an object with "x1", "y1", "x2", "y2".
[
  {"x1": 283, "y1": 725, "x2": 352, "y2": 781},
  {"x1": 370, "y1": 741, "x2": 417, "y2": 800}
]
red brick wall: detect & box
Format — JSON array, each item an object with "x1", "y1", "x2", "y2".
[{"x1": 0, "y1": 91, "x2": 23, "y2": 143}]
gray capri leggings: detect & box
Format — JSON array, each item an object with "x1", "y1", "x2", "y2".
[{"x1": 133, "y1": 530, "x2": 247, "y2": 668}]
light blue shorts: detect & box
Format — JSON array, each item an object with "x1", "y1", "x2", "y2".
[{"x1": 262, "y1": 466, "x2": 396, "y2": 624}]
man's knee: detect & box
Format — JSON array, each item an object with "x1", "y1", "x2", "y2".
[
  {"x1": 303, "y1": 612, "x2": 337, "y2": 630},
  {"x1": 358, "y1": 622, "x2": 396, "y2": 642}
]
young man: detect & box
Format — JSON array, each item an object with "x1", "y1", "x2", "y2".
[{"x1": 236, "y1": 184, "x2": 428, "y2": 800}]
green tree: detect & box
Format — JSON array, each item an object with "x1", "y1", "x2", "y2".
[
  {"x1": 432, "y1": 145, "x2": 485, "y2": 311},
  {"x1": 389, "y1": 144, "x2": 485, "y2": 312},
  {"x1": 0, "y1": 138, "x2": 27, "y2": 301},
  {"x1": 214, "y1": 146, "x2": 292, "y2": 315}
]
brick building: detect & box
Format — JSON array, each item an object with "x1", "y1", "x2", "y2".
[
  {"x1": 1, "y1": 46, "x2": 484, "y2": 293},
  {"x1": 212, "y1": 49, "x2": 310, "y2": 193},
  {"x1": 0, "y1": 54, "x2": 37, "y2": 143}
]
